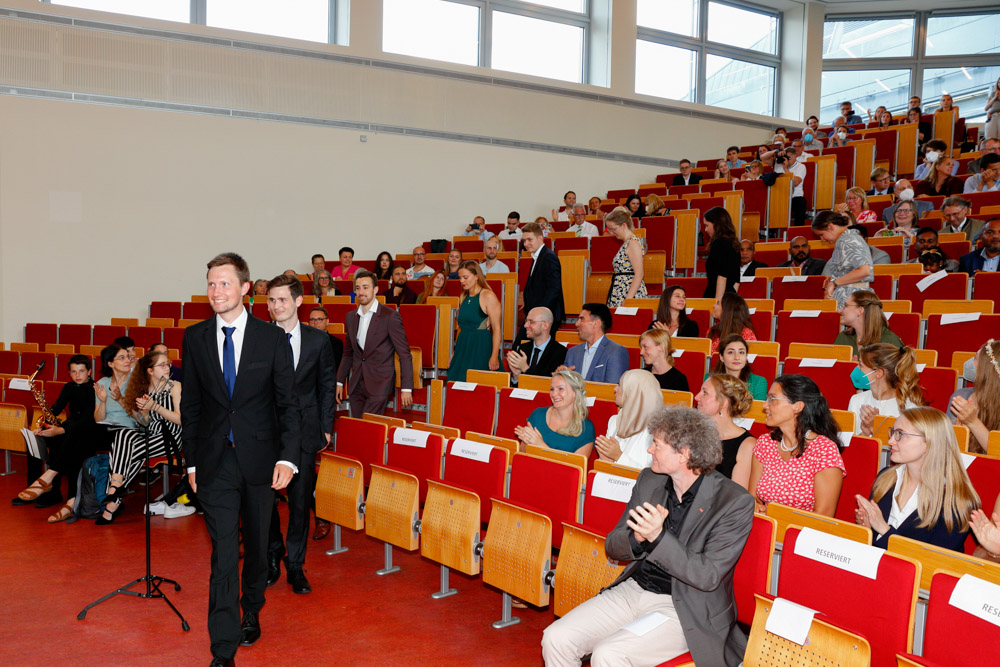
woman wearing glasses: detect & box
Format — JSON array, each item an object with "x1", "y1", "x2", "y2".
[
  {"x1": 855, "y1": 407, "x2": 980, "y2": 551},
  {"x1": 749, "y1": 375, "x2": 845, "y2": 517},
  {"x1": 848, "y1": 344, "x2": 925, "y2": 436},
  {"x1": 97, "y1": 349, "x2": 184, "y2": 525}
]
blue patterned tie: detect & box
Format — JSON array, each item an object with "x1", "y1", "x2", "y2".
[
  {"x1": 223, "y1": 327, "x2": 236, "y2": 443},
  {"x1": 286, "y1": 332, "x2": 294, "y2": 367}
]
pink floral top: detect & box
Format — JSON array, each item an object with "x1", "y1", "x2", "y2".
[
  {"x1": 753, "y1": 433, "x2": 845, "y2": 511},
  {"x1": 856, "y1": 209, "x2": 877, "y2": 223},
  {"x1": 330, "y1": 265, "x2": 358, "y2": 280},
  {"x1": 711, "y1": 327, "x2": 757, "y2": 354}
]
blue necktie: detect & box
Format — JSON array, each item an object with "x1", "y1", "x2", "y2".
[
  {"x1": 223, "y1": 326, "x2": 236, "y2": 443},
  {"x1": 286, "y1": 332, "x2": 294, "y2": 367}
]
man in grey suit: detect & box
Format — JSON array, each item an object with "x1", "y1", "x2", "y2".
[
  {"x1": 560, "y1": 303, "x2": 628, "y2": 385},
  {"x1": 542, "y1": 407, "x2": 753, "y2": 666}
]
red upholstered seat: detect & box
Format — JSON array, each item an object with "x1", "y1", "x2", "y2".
[
  {"x1": 972, "y1": 270, "x2": 1000, "y2": 314},
  {"x1": 332, "y1": 417, "x2": 387, "y2": 486},
  {"x1": 834, "y1": 436, "x2": 880, "y2": 523},
  {"x1": 496, "y1": 386, "x2": 550, "y2": 440},
  {"x1": 400, "y1": 304, "x2": 439, "y2": 371},
  {"x1": 665, "y1": 277, "x2": 707, "y2": 297},
  {"x1": 386, "y1": 427, "x2": 444, "y2": 503},
  {"x1": 672, "y1": 349, "x2": 707, "y2": 395},
  {"x1": 738, "y1": 276, "x2": 769, "y2": 300},
  {"x1": 870, "y1": 274, "x2": 893, "y2": 300},
  {"x1": 611, "y1": 309, "x2": 649, "y2": 335},
  {"x1": 924, "y1": 313, "x2": 1000, "y2": 366},
  {"x1": 127, "y1": 326, "x2": 163, "y2": 349},
  {"x1": 771, "y1": 275, "x2": 826, "y2": 311},
  {"x1": 775, "y1": 311, "x2": 842, "y2": 356},
  {"x1": 886, "y1": 311, "x2": 920, "y2": 348},
  {"x1": 733, "y1": 514, "x2": 777, "y2": 626},
  {"x1": 0, "y1": 350, "x2": 20, "y2": 375},
  {"x1": 964, "y1": 454, "x2": 1000, "y2": 554},
  {"x1": 181, "y1": 302, "x2": 213, "y2": 320},
  {"x1": 782, "y1": 358, "x2": 856, "y2": 410},
  {"x1": 442, "y1": 437, "x2": 508, "y2": 522},
  {"x1": 58, "y1": 324, "x2": 92, "y2": 348},
  {"x1": 581, "y1": 470, "x2": 630, "y2": 535},
  {"x1": 149, "y1": 301, "x2": 182, "y2": 321},
  {"x1": 587, "y1": 399, "x2": 619, "y2": 437},
  {"x1": 896, "y1": 272, "x2": 969, "y2": 316},
  {"x1": 590, "y1": 236, "x2": 620, "y2": 273},
  {"x1": 24, "y1": 323, "x2": 57, "y2": 347},
  {"x1": 918, "y1": 366, "x2": 957, "y2": 413},
  {"x1": 19, "y1": 352, "x2": 55, "y2": 381},
  {"x1": 442, "y1": 382, "x2": 497, "y2": 437},
  {"x1": 508, "y1": 453, "x2": 581, "y2": 548},
  {"x1": 735, "y1": 179, "x2": 767, "y2": 218},
  {"x1": 607, "y1": 188, "x2": 635, "y2": 201}
]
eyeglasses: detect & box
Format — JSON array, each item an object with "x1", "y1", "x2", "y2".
[
  {"x1": 308, "y1": 317, "x2": 328, "y2": 323},
  {"x1": 152, "y1": 362, "x2": 171, "y2": 369},
  {"x1": 113, "y1": 354, "x2": 130, "y2": 362},
  {"x1": 764, "y1": 394, "x2": 792, "y2": 404},
  {"x1": 887, "y1": 427, "x2": 925, "y2": 441}
]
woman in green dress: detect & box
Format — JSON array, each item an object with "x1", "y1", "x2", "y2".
[
  {"x1": 514, "y1": 370, "x2": 595, "y2": 456},
  {"x1": 448, "y1": 260, "x2": 502, "y2": 382},
  {"x1": 707, "y1": 334, "x2": 767, "y2": 401}
]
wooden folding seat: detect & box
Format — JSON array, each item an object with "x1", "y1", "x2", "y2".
[
  {"x1": 420, "y1": 479, "x2": 482, "y2": 597},
  {"x1": 924, "y1": 313, "x2": 1000, "y2": 366},
  {"x1": 767, "y1": 503, "x2": 872, "y2": 545},
  {"x1": 314, "y1": 451, "x2": 366, "y2": 556},
  {"x1": 873, "y1": 263, "x2": 922, "y2": 280},
  {"x1": 464, "y1": 370, "x2": 510, "y2": 389},
  {"x1": 884, "y1": 311, "x2": 920, "y2": 348},
  {"x1": 149, "y1": 301, "x2": 182, "y2": 321},
  {"x1": 887, "y1": 535, "x2": 1000, "y2": 593},
  {"x1": 0, "y1": 403, "x2": 28, "y2": 457},
  {"x1": 364, "y1": 464, "x2": 421, "y2": 574},
  {"x1": 551, "y1": 523, "x2": 625, "y2": 617},
  {"x1": 787, "y1": 342, "x2": 853, "y2": 361},
  {"x1": 921, "y1": 299, "x2": 993, "y2": 319},
  {"x1": 58, "y1": 324, "x2": 91, "y2": 348},
  {"x1": 181, "y1": 302, "x2": 213, "y2": 320},
  {"x1": 44, "y1": 343, "x2": 74, "y2": 355},
  {"x1": 9, "y1": 342, "x2": 37, "y2": 354},
  {"x1": 783, "y1": 298, "x2": 837, "y2": 312},
  {"x1": 332, "y1": 417, "x2": 387, "y2": 486},
  {"x1": 508, "y1": 453, "x2": 582, "y2": 548},
  {"x1": 918, "y1": 366, "x2": 957, "y2": 413},
  {"x1": 661, "y1": 389, "x2": 693, "y2": 407},
  {"x1": 482, "y1": 498, "x2": 551, "y2": 625},
  {"x1": 362, "y1": 413, "x2": 406, "y2": 430},
  {"x1": 442, "y1": 382, "x2": 496, "y2": 437}
]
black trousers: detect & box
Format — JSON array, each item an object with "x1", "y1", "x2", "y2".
[
  {"x1": 268, "y1": 447, "x2": 318, "y2": 570},
  {"x1": 197, "y1": 445, "x2": 273, "y2": 660},
  {"x1": 41, "y1": 422, "x2": 107, "y2": 498},
  {"x1": 791, "y1": 196, "x2": 807, "y2": 226}
]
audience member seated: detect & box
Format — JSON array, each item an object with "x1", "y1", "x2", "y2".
[
  {"x1": 970, "y1": 494, "x2": 1000, "y2": 562},
  {"x1": 848, "y1": 344, "x2": 925, "y2": 437},
  {"x1": 855, "y1": 407, "x2": 979, "y2": 552},
  {"x1": 941, "y1": 195, "x2": 986, "y2": 244},
  {"x1": 645, "y1": 193, "x2": 668, "y2": 216},
  {"x1": 12, "y1": 355, "x2": 97, "y2": 522},
  {"x1": 814, "y1": 211, "x2": 874, "y2": 308},
  {"x1": 702, "y1": 206, "x2": 741, "y2": 301},
  {"x1": 672, "y1": 159, "x2": 701, "y2": 185},
  {"x1": 724, "y1": 145, "x2": 746, "y2": 170},
  {"x1": 708, "y1": 292, "x2": 757, "y2": 355},
  {"x1": 772, "y1": 127, "x2": 788, "y2": 144},
  {"x1": 445, "y1": 248, "x2": 463, "y2": 279},
  {"x1": 150, "y1": 342, "x2": 182, "y2": 383},
  {"x1": 541, "y1": 406, "x2": 753, "y2": 667},
  {"x1": 253, "y1": 279, "x2": 268, "y2": 296},
  {"x1": 937, "y1": 93, "x2": 958, "y2": 115},
  {"x1": 909, "y1": 95, "x2": 922, "y2": 112},
  {"x1": 650, "y1": 285, "x2": 699, "y2": 337},
  {"x1": 307, "y1": 307, "x2": 343, "y2": 372},
  {"x1": 709, "y1": 334, "x2": 766, "y2": 401},
  {"x1": 848, "y1": 224, "x2": 891, "y2": 264},
  {"x1": 806, "y1": 115, "x2": 827, "y2": 139},
  {"x1": 740, "y1": 160, "x2": 763, "y2": 181},
  {"x1": 905, "y1": 107, "x2": 931, "y2": 148},
  {"x1": 479, "y1": 235, "x2": 510, "y2": 274},
  {"x1": 840, "y1": 101, "x2": 863, "y2": 125},
  {"x1": 373, "y1": 251, "x2": 395, "y2": 281},
  {"x1": 800, "y1": 128, "x2": 822, "y2": 151},
  {"x1": 384, "y1": 266, "x2": 418, "y2": 307},
  {"x1": 696, "y1": 374, "x2": 755, "y2": 489},
  {"x1": 964, "y1": 153, "x2": 1000, "y2": 193},
  {"x1": 837, "y1": 187, "x2": 877, "y2": 223},
  {"x1": 755, "y1": 144, "x2": 775, "y2": 168},
  {"x1": 567, "y1": 203, "x2": 599, "y2": 237},
  {"x1": 309, "y1": 253, "x2": 325, "y2": 280},
  {"x1": 588, "y1": 196, "x2": 603, "y2": 217},
  {"x1": 968, "y1": 137, "x2": 1000, "y2": 174},
  {"x1": 948, "y1": 339, "x2": 1000, "y2": 454},
  {"x1": 406, "y1": 246, "x2": 434, "y2": 279},
  {"x1": 560, "y1": 303, "x2": 629, "y2": 384},
  {"x1": 779, "y1": 235, "x2": 827, "y2": 275},
  {"x1": 312, "y1": 269, "x2": 338, "y2": 297},
  {"x1": 882, "y1": 179, "x2": 934, "y2": 223},
  {"x1": 417, "y1": 270, "x2": 448, "y2": 303},
  {"x1": 329, "y1": 246, "x2": 358, "y2": 280},
  {"x1": 867, "y1": 167, "x2": 893, "y2": 196},
  {"x1": 915, "y1": 155, "x2": 963, "y2": 197},
  {"x1": 507, "y1": 307, "x2": 565, "y2": 385},
  {"x1": 114, "y1": 336, "x2": 137, "y2": 370},
  {"x1": 534, "y1": 216, "x2": 553, "y2": 237},
  {"x1": 463, "y1": 215, "x2": 489, "y2": 241},
  {"x1": 605, "y1": 206, "x2": 646, "y2": 307},
  {"x1": 447, "y1": 261, "x2": 501, "y2": 382},
  {"x1": 739, "y1": 239, "x2": 767, "y2": 278},
  {"x1": 639, "y1": 329, "x2": 689, "y2": 392},
  {"x1": 827, "y1": 123, "x2": 850, "y2": 148},
  {"x1": 877, "y1": 199, "x2": 919, "y2": 249},
  {"x1": 919, "y1": 248, "x2": 949, "y2": 273},
  {"x1": 876, "y1": 110, "x2": 894, "y2": 130},
  {"x1": 750, "y1": 375, "x2": 846, "y2": 516},
  {"x1": 594, "y1": 369, "x2": 662, "y2": 469},
  {"x1": 552, "y1": 191, "x2": 576, "y2": 222},
  {"x1": 514, "y1": 370, "x2": 594, "y2": 456},
  {"x1": 623, "y1": 194, "x2": 646, "y2": 220},
  {"x1": 834, "y1": 290, "x2": 903, "y2": 359},
  {"x1": 914, "y1": 140, "x2": 953, "y2": 181},
  {"x1": 497, "y1": 211, "x2": 523, "y2": 241},
  {"x1": 907, "y1": 227, "x2": 959, "y2": 272},
  {"x1": 958, "y1": 217, "x2": 1000, "y2": 275},
  {"x1": 714, "y1": 159, "x2": 732, "y2": 182},
  {"x1": 99, "y1": 349, "x2": 185, "y2": 525}
]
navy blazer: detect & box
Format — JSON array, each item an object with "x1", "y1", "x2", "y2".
[
  {"x1": 958, "y1": 248, "x2": 998, "y2": 276},
  {"x1": 869, "y1": 468, "x2": 969, "y2": 552},
  {"x1": 564, "y1": 337, "x2": 629, "y2": 384},
  {"x1": 778, "y1": 257, "x2": 827, "y2": 275},
  {"x1": 295, "y1": 324, "x2": 338, "y2": 453}
]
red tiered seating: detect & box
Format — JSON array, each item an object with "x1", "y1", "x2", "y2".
[
  {"x1": 770, "y1": 275, "x2": 827, "y2": 311},
  {"x1": 738, "y1": 276, "x2": 769, "y2": 300},
  {"x1": 442, "y1": 437, "x2": 508, "y2": 522},
  {"x1": 332, "y1": 417, "x2": 387, "y2": 485},
  {"x1": 972, "y1": 271, "x2": 1000, "y2": 314},
  {"x1": 581, "y1": 470, "x2": 632, "y2": 535},
  {"x1": 128, "y1": 326, "x2": 163, "y2": 349},
  {"x1": 399, "y1": 304, "x2": 439, "y2": 373},
  {"x1": 886, "y1": 312, "x2": 920, "y2": 349},
  {"x1": 823, "y1": 144, "x2": 857, "y2": 188},
  {"x1": 924, "y1": 314, "x2": 1000, "y2": 366},
  {"x1": 58, "y1": 324, "x2": 92, "y2": 348},
  {"x1": 919, "y1": 366, "x2": 957, "y2": 413},
  {"x1": 964, "y1": 454, "x2": 1000, "y2": 554},
  {"x1": 163, "y1": 327, "x2": 185, "y2": 352},
  {"x1": 508, "y1": 453, "x2": 581, "y2": 548},
  {"x1": 24, "y1": 323, "x2": 57, "y2": 347},
  {"x1": 0, "y1": 350, "x2": 20, "y2": 375},
  {"x1": 587, "y1": 399, "x2": 618, "y2": 435},
  {"x1": 149, "y1": 301, "x2": 182, "y2": 321},
  {"x1": 672, "y1": 349, "x2": 707, "y2": 394},
  {"x1": 665, "y1": 277, "x2": 707, "y2": 297},
  {"x1": 442, "y1": 383, "x2": 497, "y2": 437},
  {"x1": 775, "y1": 311, "x2": 842, "y2": 353},
  {"x1": 606, "y1": 188, "x2": 634, "y2": 201},
  {"x1": 496, "y1": 387, "x2": 550, "y2": 440},
  {"x1": 735, "y1": 179, "x2": 767, "y2": 218},
  {"x1": 386, "y1": 427, "x2": 444, "y2": 503},
  {"x1": 834, "y1": 436, "x2": 880, "y2": 523},
  {"x1": 870, "y1": 274, "x2": 893, "y2": 301},
  {"x1": 20, "y1": 352, "x2": 55, "y2": 380},
  {"x1": 782, "y1": 358, "x2": 855, "y2": 410},
  {"x1": 589, "y1": 236, "x2": 620, "y2": 273}
]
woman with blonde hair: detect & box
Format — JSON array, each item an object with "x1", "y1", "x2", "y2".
[
  {"x1": 949, "y1": 338, "x2": 1000, "y2": 453},
  {"x1": 593, "y1": 369, "x2": 663, "y2": 469},
  {"x1": 645, "y1": 193, "x2": 668, "y2": 217},
  {"x1": 514, "y1": 370, "x2": 595, "y2": 456},
  {"x1": 638, "y1": 329, "x2": 688, "y2": 391},
  {"x1": 848, "y1": 343, "x2": 926, "y2": 436},
  {"x1": 836, "y1": 187, "x2": 877, "y2": 223},
  {"x1": 696, "y1": 374, "x2": 756, "y2": 488},
  {"x1": 833, "y1": 290, "x2": 903, "y2": 358},
  {"x1": 604, "y1": 206, "x2": 647, "y2": 307},
  {"x1": 855, "y1": 407, "x2": 980, "y2": 551}
]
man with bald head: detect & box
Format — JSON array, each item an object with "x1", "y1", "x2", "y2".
[
  {"x1": 882, "y1": 179, "x2": 934, "y2": 223},
  {"x1": 777, "y1": 236, "x2": 827, "y2": 275},
  {"x1": 506, "y1": 307, "x2": 566, "y2": 385}
]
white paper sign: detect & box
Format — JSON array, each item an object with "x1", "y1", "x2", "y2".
[
  {"x1": 586, "y1": 397, "x2": 596, "y2": 407},
  {"x1": 940, "y1": 312, "x2": 981, "y2": 325},
  {"x1": 884, "y1": 312, "x2": 894, "y2": 321},
  {"x1": 838, "y1": 431, "x2": 853, "y2": 448},
  {"x1": 747, "y1": 353, "x2": 758, "y2": 362},
  {"x1": 509, "y1": 388, "x2": 538, "y2": 400},
  {"x1": 793, "y1": 527, "x2": 883, "y2": 580},
  {"x1": 949, "y1": 574, "x2": 1000, "y2": 628},
  {"x1": 393, "y1": 428, "x2": 430, "y2": 448},
  {"x1": 685, "y1": 307, "x2": 694, "y2": 314},
  {"x1": 782, "y1": 275, "x2": 809, "y2": 283},
  {"x1": 748, "y1": 308, "x2": 757, "y2": 315},
  {"x1": 916, "y1": 269, "x2": 948, "y2": 292},
  {"x1": 734, "y1": 417, "x2": 755, "y2": 430},
  {"x1": 790, "y1": 310, "x2": 821, "y2": 318},
  {"x1": 560, "y1": 341, "x2": 569, "y2": 348},
  {"x1": 451, "y1": 381, "x2": 477, "y2": 391},
  {"x1": 621, "y1": 612, "x2": 670, "y2": 637},
  {"x1": 798, "y1": 358, "x2": 837, "y2": 367},
  {"x1": 671, "y1": 349, "x2": 684, "y2": 358},
  {"x1": 916, "y1": 363, "x2": 926, "y2": 372},
  {"x1": 450, "y1": 438, "x2": 493, "y2": 463},
  {"x1": 765, "y1": 597, "x2": 818, "y2": 645},
  {"x1": 8, "y1": 378, "x2": 30, "y2": 391},
  {"x1": 961, "y1": 453, "x2": 975, "y2": 469},
  {"x1": 740, "y1": 276, "x2": 756, "y2": 283},
  {"x1": 615, "y1": 306, "x2": 638, "y2": 316},
  {"x1": 591, "y1": 472, "x2": 636, "y2": 503}
]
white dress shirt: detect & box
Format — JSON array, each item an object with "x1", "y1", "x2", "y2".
[
  {"x1": 567, "y1": 221, "x2": 599, "y2": 238},
  {"x1": 879, "y1": 466, "x2": 919, "y2": 541},
  {"x1": 356, "y1": 298, "x2": 378, "y2": 350},
  {"x1": 581, "y1": 335, "x2": 605, "y2": 379},
  {"x1": 285, "y1": 322, "x2": 301, "y2": 370}
]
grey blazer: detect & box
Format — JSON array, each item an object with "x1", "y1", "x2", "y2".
[{"x1": 605, "y1": 470, "x2": 754, "y2": 667}]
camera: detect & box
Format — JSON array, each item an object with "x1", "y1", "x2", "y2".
[{"x1": 774, "y1": 150, "x2": 787, "y2": 164}]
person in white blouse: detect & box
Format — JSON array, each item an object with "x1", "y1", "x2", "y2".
[
  {"x1": 593, "y1": 369, "x2": 663, "y2": 469},
  {"x1": 848, "y1": 343, "x2": 926, "y2": 436}
]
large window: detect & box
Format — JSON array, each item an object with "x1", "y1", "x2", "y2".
[
  {"x1": 635, "y1": 0, "x2": 780, "y2": 112},
  {"x1": 822, "y1": 18, "x2": 914, "y2": 60},
  {"x1": 48, "y1": 0, "x2": 189, "y2": 23},
  {"x1": 492, "y1": 12, "x2": 584, "y2": 83},
  {"x1": 923, "y1": 65, "x2": 1000, "y2": 122},
  {"x1": 820, "y1": 69, "x2": 910, "y2": 124},
  {"x1": 382, "y1": 0, "x2": 480, "y2": 66},
  {"x1": 925, "y1": 14, "x2": 1000, "y2": 57}
]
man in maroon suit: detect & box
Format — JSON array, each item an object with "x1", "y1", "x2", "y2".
[{"x1": 335, "y1": 270, "x2": 414, "y2": 417}]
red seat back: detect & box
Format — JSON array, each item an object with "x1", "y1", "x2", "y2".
[
  {"x1": 400, "y1": 304, "x2": 438, "y2": 370},
  {"x1": 589, "y1": 236, "x2": 620, "y2": 273},
  {"x1": 509, "y1": 453, "x2": 582, "y2": 547},
  {"x1": 920, "y1": 572, "x2": 1000, "y2": 667},
  {"x1": 775, "y1": 311, "x2": 842, "y2": 356},
  {"x1": 896, "y1": 273, "x2": 969, "y2": 315},
  {"x1": 149, "y1": 301, "x2": 182, "y2": 321},
  {"x1": 733, "y1": 514, "x2": 776, "y2": 626},
  {"x1": 582, "y1": 470, "x2": 632, "y2": 535},
  {"x1": 924, "y1": 313, "x2": 1000, "y2": 366},
  {"x1": 386, "y1": 428, "x2": 444, "y2": 503},
  {"x1": 972, "y1": 271, "x2": 1000, "y2": 315},
  {"x1": 58, "y1": 324, "x2": 92, "y2": 348},
  {"x1": 182, "y1": 302, "x2": 213, "y2": 320},
  {"x1": 672, "y1": 350, "x2": 707, "y2": 395},
  {"x1": 443, "y1": 438, "x2": 509, "y2": 522},
  {"x1": 918, "y1": 366, "x2": 957, "y2": 413},
  {"x1": 333, "y1": 417, "x2": 387, "y2": 486},
  {"x1": 885, "y1": 312, "x2": 919, "y2": 348},
  {"x1": 835, "y1": 436, "x2": 880, "y2": 522},
  {"x1": 0, "y1": 350, "x2": 21, "y2": 375},
  {"x1": 665, "y1": 276, "x2": 707, "y2": 296},
  {"x1": 587, "y1": 399, "x2": 618, "y2": 437},
  {"x1": 965, "y1": 455, "x2": 1000, "y2": 554},
  {"x1": 496, "y1": 386, "x2": 550, "y2": 440},
  {"x1": 739, "y1": 276, "x2": 769, "y2": 300},
  {"x1": 782, "y1": 358, "x2": 856, "y2": 410},
  {"x1": 128, "y1": 326, "x2": 163, "y2": 350},
  {"x1": 24, "y1": 323, "x2": 58, "y2": 347},
  {"x1": 19, "y1": 352, "x2": 55, "y2": 381},
  {"x1": 443, "y1": 383, "x2": 497, "y2": 437},
  {"x1": 735, "y1": 179, "x2": 767, "y2": 217},
  {"x1": 612, "y1": 310, "x2": 649, "y2": 335},
  {"x1": 771, "y1": 275, "x2": 827, "y2": 311}
]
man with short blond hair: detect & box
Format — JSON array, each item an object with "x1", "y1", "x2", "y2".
[{"x1": 479, "y1": 235, "x2": 510, "y2": 274}]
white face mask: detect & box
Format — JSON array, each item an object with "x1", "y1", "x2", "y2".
[
  {"x1": 898, "y1": 188, "x2": 915, "y2": 201},
  {"x1": 963, "y1": 356, "x2": 977, "y2": 383},
  {"x1": 837, "y1": 130, "x2": 848, "y2": 139},
  {"x1": 925, "y1": 150, "x2": 940, "y2": 163}
]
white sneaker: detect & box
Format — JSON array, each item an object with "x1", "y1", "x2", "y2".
[
  {"x1": 145, "y1": 501, "x2": 168, "y2": 515},
  {"x1": 164, "y1": 502, "x2": 196, "y2": 519}
]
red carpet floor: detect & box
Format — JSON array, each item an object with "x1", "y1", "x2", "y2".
[{"x1": 0, "y1": 454, "x2": 548, "y2": 666}]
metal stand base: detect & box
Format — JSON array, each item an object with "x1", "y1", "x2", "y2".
[
  {"x1": 325, "y1": 524, "x2": 349, "y2": 556},
  {"x1": 431, "y1": 565, "x2": 457, "y2": 599},
  {"x1": 491, "y1": 592, "x2": 521, "y2": 628},
  {"x1": 1, "y1": 451, "x2": 16, "y2": 476},
  {"x1": 376, "y1": 542, "x2": 400, "y2": 575},
  {"x1": 78, "y1": 575, "x2": 189, "y2": 631}
]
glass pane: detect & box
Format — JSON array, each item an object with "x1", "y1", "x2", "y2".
[
  {"x1": 823, "y1": 18, "x2": 914, "y2": 59},
  {"x1": 635, "y1": 40, "x2": 696, "y2": 102},
  {"x1": 705, "y1": 54, "x2": 774, "y2": 116},
  {"x1": 923, "y1": 66, "x2": 1000, "y2": 122},
  {"x1": 207, "y1": 0, "x2": 328, "y2": 43},
  {"x1": 49, "y1": 0, "x2": 189, "y2": 23},
  {"x1": 491, "y1": 12, "x2": 583, "y2": 83},
  {"x1": 522, "y1": 0, "x2": 586, "y2": 12},
  {"x1": 382, "y1": 0, "x2": 480, "y2": 67},
  {"x1": 926, "y1": 14, "x2": 1000, "y2": 57},
  {"x1": 820, "y1": 69, "x2": 910, "y2": 126},
  {"x1": 707, "y1": 2, "x2": 777, "y2": 55},
  {"x1": 637, "y1": 0, "x2": 698, "y2": 38}
]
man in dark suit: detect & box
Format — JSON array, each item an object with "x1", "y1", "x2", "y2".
[
  {"x1": 865, "y1": 167, "x2": 893, "y2": 196},
  {"x1": 519, "y1": 222, "x2": 564, "y2": 342},
  {"x1": 672, "y1": 159, "x2": 702, "y2": 186},
  {"x1": 336, "y1": 270, "x2": 414, "y2": 418},
  {"x1": 778, "y1": 235, "x2": 827, "y2": 275},
  {"x1": 305, "y1": 305, "x2": 342, "y2": 542},
  {"x1": 542, "y1": 407, "x2": 753, "y2": 666},
  {"x1": 958, "y1": 218, "x2": 1000, "y2": 275},
  {"x1": 506, "y1": 307, "x2": 566, "y2": 385},
  {"x1": 264, "y1": 275, "x2": 336, "y2": 595},
  {"x1": 739, "y1": 239, "x2": 767, "y2": 278},
  {"x1": 560, "y1": 303, "x2": 629, "y2": 385},
  {"x1": 181, "y1": 253, "x2": 300, "y2": 667}
]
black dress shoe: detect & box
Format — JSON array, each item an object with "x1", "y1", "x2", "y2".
[
  {"x1": 266, "y1": 554, "x2": 281, "y2": 587},
  {"x1": 239, "y1": 611, "x2": 261, "y2": 647},
  {"x1": 209, "y1": 656, "x2": 234, "y2": 667},
  {"x1": 287, "y1": 568, "x2": 311, "y2": 594}
]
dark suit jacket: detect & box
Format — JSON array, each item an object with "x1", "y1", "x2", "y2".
[
  {"x1": 869, "y1": 469, "x2": 969, "y2": 552},
  {"x1": 523, "y1": 246, "x2": 564, "y2": 326},
  {"x1": 778, "y1": 257, "x2": 827, "y2": 275},
  {"x1": 385, "y1": 286, "x2": 418, "y2": 307},
  {"x1": 606, "y1": 470, "x2": 754, "y2": 666},
  {"x1": 295, "y1": 325, "x2": 338, "y2": 453},
  {"x1": 564, "y1": 337, "x2": 629, "y2": 384},
  {"x1": 740, "y1": 260, "x2": 767, "y2": 277},
  {"x1": 511, "y1": 337, "x2": 566, "y2": 382},
  {"x1": 181, "y1": 312, "x2": 300, "y2": 485},
  {"x1": 327, "y1": 333, "x2": 344, "y2": 376},
  {"x1": 865, "y1": 188, "x2": 892, "y2": 197},
  {"x1": 336, "y1": 303, "x2": 414, "y2": 398},
  {"x1": 958, "y1": 247, "x2": 998, "y2": 275},
  {"x1": 672, "y1": 173, "x2": 702, "y2": 186}
]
